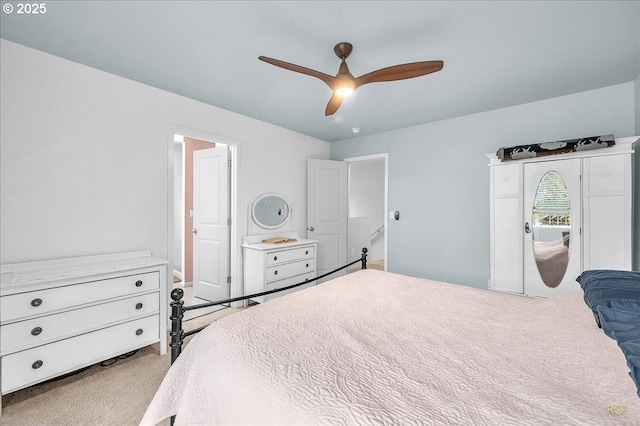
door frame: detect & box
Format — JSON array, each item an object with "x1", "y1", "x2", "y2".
[
  {"x1": 343, "y1": 153, "x2": 389, "y2": 271},
  {"x1": 166, "y1": 124, "x2": 240, "y2": 305}
]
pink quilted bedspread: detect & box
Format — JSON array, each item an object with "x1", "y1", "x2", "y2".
[{"x1": 141, "y1": 269, "x2": 639, "y2": 425}]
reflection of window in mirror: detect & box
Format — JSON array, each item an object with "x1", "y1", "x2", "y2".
[{"x1": 533, "y1": 171, "x2": 571, "y2": 231}]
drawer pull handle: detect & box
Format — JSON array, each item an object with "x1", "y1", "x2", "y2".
[
  {"x1": 273, "y1": 256, "x2": 278, "y2": 261},
  {"x1": 274, "y1": 270, "x2": 278, "y2": 275},
  {"x1": 306, "y1": 263, "x2": 309, "y2": 268},
  {"x1": 136, "y1": 328, "x2": 143, "y2": 336},
  {"x1": 31, "y1": 327, "x2": 43, "y2": 336},
  {"x1": 135, "y1": 303, "x2": 143, "y2": 310},
  {"x1": 32, "y1": 360, "x2": 43, "y2": 369},
  {"x1": 305, "y1": 250, "x2": 309, "y2": 255},
  {"x1": 31, "y1": 298, "x2": 43, "y2": 307},
  {"x1": 135, "y1": 280, "x2": 143, "y2": 287}
]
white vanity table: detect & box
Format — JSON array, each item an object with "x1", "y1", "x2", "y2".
[
  {"x1": 242, "y1": 194, "x2": 317, "y2": 303},
  {"x1": 242, "y1": 232, "x2": 317, "y2": 303}
]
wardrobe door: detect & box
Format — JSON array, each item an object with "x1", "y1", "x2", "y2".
[
  {"x1": 583, "y1": 154, "x2": 632, "y2": 270},
  {"x1": 523, "y1": 158, "x2": 582, "y2": 297},
  {"x1": 490, "y1": 164, "x2": 523, "y2": 293}
]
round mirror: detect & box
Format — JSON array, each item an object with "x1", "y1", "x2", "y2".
[
  {"x1": 252, "y1": 194, "x2": 290, "y2": 229},
  {"x1": 531, "y1": 171, "x2": 571, "y2": 288}
]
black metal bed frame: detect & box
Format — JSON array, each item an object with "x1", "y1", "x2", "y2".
[{"x1": 169, "y1": 247, "x2": 368, "y2": 364}]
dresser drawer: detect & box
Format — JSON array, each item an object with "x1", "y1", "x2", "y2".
[
  {"x1": 265, "y1": 272, "x2": 315, "y2": 302},
  {"x1": 0, "y1": 292, "x2": 159, "y2": 355},
  {"x1": 266, "y1": 245, "x2": 315, "y2": 266},
  {"x1": 266, "y1": 259, "x2": 315, "y2": 283},
  {"x1": 1, "y1": 315, "x2": 159, "y2": 394},
  {"x1": 1, "y1": 272, "x2": 159, "y2": 323}
]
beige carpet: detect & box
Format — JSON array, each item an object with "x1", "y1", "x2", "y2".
[
  {"x1": 368, "y1": 259, "x2": 384, "y2": 271},
  {"x1": 0, "y1": 307, "x2": 244, "y2": 426}
]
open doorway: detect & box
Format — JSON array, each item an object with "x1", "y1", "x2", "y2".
[
  {"x1": 169, "y1": 131, "x2": 236, "y2": 319},
  {"x1": 345, "y1": 154, "x2": 388, "y2": 272},
  {"x1": 173, "y1": 135, "x2": 218, "y2": 287}
]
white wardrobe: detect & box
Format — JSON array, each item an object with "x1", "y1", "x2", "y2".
[{"x1": 487, "y1": 136, "x2": 636, "y2": 298}]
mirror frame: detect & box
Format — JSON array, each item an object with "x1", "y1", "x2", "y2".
[{"x1": 251, "y1": 193, "x2": 291, "y2": 230}]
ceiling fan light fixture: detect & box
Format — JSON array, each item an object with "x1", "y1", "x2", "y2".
[
  {"x1": 335, "y1": 87, "x2": 354, "y2": 97},
  {"x1": 334, "y1": 78, "x2": 355, "y2": 97}
]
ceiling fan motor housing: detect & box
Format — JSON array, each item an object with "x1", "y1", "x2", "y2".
[{"x1": 334, "y1": 42, "x2": 353, "y2": 59}]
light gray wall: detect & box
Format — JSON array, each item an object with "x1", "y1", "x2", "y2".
[
  {"x1": 635, "y1": 73, "x2": 640, "y2": 271},
  {"x1": 635, "y1": 137, "x2": 639, "y2": 271},
  {"x1": 635, "y1": 72, "x2": 640, "y2": 135},
  {"x1": 0, "y1": 40, "x2": 330, "y2": 298},
  {"x1": 331, "y1": 82, "x2": 636, "y2": 288}
]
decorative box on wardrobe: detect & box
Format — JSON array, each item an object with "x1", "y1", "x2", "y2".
[
  {"x1": 0, "y1": 250, "x2": 168, "y2": 413},
  {"x1": 486, "y1": 136, "x2": 637, "y2": 298}
]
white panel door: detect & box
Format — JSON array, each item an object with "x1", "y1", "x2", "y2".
[
  {"x1": 308, "y1": 159, "x2": 348, "y2": 282},
  {"x1": 193, "y1": 147, "x2": 229, "y2": 301},
  {"x1": 523, "y1": 158, "x2": 581, "y2": 297}
]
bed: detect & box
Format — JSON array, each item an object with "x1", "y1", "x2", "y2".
[{"x1": 141, "y1": 263, "x2": 640, "y2": 425}]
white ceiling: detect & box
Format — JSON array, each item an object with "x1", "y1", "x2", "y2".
[{"x1": 1, "y1": 1, "x2": 639, "y2": 142}]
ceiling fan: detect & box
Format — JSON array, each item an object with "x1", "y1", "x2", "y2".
[{"x1": 258, "y1": 42, "x2": 444, "y2": 116}]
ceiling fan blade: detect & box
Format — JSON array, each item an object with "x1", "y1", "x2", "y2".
[
  {"x1": 325, "y1": 93, "x2": 344, "y2": 116},
  {"x1": 354, "y1": 60, "x2": 444, "y2": 88},
  {"x1": 258, "y1": 56, "x2": 336, "y2": 88}
]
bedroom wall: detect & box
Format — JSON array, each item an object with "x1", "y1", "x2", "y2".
[
  {"x1": 331, "y1": 82, "x2": 637, "y2": 287},
  {"x1": 635, "y1": 138, "x2": 640, "y2": 271},
  {"x1": 635, "y1": 73, "x2": 640, "y2": 271},
  {"x1": 0, "y1": 40, "x2": 330, "y2": 295},
  {"x1": 635, "y1": 72, "x2": 640, "y2": 135}
]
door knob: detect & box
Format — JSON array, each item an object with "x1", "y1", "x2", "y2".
[
  {"x1": 192, "y1": 228, "x2": 198, "y2": 235},
  {"x1": 524, "y1": 222, "x2": 531, "y2": 233},
  {"x1": 309, "y1": 226, "x2": 315, "y2": 232}
]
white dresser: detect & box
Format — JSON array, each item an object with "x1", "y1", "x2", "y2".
[
  {"x1": 242, "y1": 232, "x2": 317, "y2": 303},
  {"x1": 0, "y1": 250, "x2": 168, "y2": 410}
]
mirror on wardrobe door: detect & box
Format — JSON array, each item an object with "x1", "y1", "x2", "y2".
[{"x1": 530, "y1": 171, "x2": 571, "y2": 288}]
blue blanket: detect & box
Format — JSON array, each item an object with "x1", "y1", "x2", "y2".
[{"x1": 576, "y1": 269, "x2": 640, "y2": 327}]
